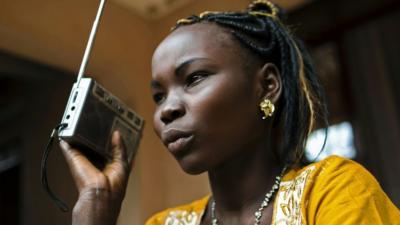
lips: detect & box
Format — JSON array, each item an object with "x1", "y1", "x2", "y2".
[{"x1": 161, "y1": 129, "x2": 194, "y2": 153}]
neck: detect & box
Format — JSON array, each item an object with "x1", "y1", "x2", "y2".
[{"x1": 207, "y1": 137, "x2": 281, "y2": 222}]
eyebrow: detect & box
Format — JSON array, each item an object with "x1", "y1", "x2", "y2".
[
  {"x1": 150, "y1": 80, "x2": 160, "y2": 89},
  {"x1": 150, "y1": 57, "x2": 210, "y2": 89},
  {"x1": 175, "y1": 57, "x2": 208, "y2": 77}
]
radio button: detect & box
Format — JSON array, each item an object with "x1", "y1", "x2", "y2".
[
  {"x1": 95, "y1": 86, "x2": 105, "y2": 98},
  {"x1": 127, "y1": 111, "x2": 134, "y2": 120}
]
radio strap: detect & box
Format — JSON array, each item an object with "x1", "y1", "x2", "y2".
[{"x1": 41, "y1": 123, "x2": 69, "y2": 212}]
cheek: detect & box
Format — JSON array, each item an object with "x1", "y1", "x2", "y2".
[
  {"x1": 152, "y1": 110, "x2": 162, "y2": 138},
  {"x1": 190, "y1": 74, "x2": 260, "y2": 147}
]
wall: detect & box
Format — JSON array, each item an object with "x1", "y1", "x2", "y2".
[
  {"x1": 0, "y1": 0, "x2": 161, "y2": 224},
  {"x1": 341, "y1": 10, "x2": 400, "y2": 205}
]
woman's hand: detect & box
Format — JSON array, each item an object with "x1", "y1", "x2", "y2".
[{"x1": 60, "y1": 131, "x2": 132, "y2": 225}]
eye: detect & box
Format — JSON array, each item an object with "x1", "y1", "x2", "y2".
[
  {"x1": 152, "y1": 92, "x2": 165, "y2": 104},
  {"x1": 185, "y1": 71, "x2": 210, "y2": 87}
]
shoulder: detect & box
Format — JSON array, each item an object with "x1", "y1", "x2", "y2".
[
  {"x1": 145, "y1": 196, "x2": 209, "y2": 225},
  {"x1": 284, "y1": 155, "x2": 375, "y2": 182},
  {"x1": 308, "y1": 155, "x2": 380, "y2": 191},
  {"x1": 280, "y1": 155, "x2": 381, "y2": 203},
  {"x1": 287, "y1": 155, "x2": 400, "y2": 224},
  {"x1": 305, "y1": 155, "x2": 383, "y2": 200}
]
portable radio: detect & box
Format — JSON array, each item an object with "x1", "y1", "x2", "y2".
[
  {"x1": 58, "y1": 78, "x2": 144, "y2": 162},
  {"x1": 42, "y1": 0, "x2": 144, "y2": 212},
  {"x1": 58, "y1": 0, "x2": 144, "y2": 162}
]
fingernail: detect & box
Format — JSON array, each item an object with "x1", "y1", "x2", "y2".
[{"x1": 59, "y1": 140, "x2": 69, "y2": 149}]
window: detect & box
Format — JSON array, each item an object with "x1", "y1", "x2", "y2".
[{"x1": 305, "y1": 121, "x2": 356, "y2": 161}]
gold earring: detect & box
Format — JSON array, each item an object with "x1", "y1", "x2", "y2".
[{"x1": 260, "y1": 99, "x2": 275, "y2": 119}]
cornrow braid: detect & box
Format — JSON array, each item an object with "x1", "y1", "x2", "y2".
[{"x1": 173, "y1": 0, "x2": 328, "y2": 168}]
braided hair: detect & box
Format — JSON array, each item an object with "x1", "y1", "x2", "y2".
[{"x1": 173, "y1": 0, "x2": 328, "y2": 169}]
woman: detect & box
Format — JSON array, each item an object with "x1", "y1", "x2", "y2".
[{"x1": 60, "y1": 1, "x2": 400, "y2": 224}]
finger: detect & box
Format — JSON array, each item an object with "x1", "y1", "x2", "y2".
[{"x1": 59, "y1": 140, "x2": 101, "y2": 190}]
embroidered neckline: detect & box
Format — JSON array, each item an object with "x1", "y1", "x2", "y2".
[{"x1": 162, "y1": 166, "x2": 316, "y2": 225}]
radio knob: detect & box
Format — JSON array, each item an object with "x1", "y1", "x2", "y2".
[
  {"x1": 118, "y1": 106, "x2": 125, "y2": 114},
  {"x1": 106, "y1": 97, "x2": 113, "y2": 104}
]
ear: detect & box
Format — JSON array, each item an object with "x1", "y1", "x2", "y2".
[{"x1": 256, "y1": 63, "x2": 282, "y2": 104}]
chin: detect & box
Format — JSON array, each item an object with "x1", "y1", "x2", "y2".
[
  {"x1": 181, "y1": 165, "x2": 207, "y2": 175},
  {"x1": 176, "y1": 155, "x2": 209, "y2": 175}
]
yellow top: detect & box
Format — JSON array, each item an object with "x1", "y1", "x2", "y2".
[{"x1": 145, "y1": 155, "x2": 400, "y2": 225}]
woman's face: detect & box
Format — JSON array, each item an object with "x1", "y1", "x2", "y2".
[{"x1": 151, "y1": 23, "x2": 272, "y2": 174}]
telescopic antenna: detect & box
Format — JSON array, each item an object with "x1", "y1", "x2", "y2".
[{"x1": 76, "y1": 0, "x2": 106, "y2": 87}]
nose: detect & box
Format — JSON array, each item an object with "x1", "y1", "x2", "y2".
[{"x1": 160, "y1": 94, "x2": 185, "y2": 125}]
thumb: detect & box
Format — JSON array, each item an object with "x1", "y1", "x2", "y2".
[
  {"x1": 103, "y1": 131, "x2": 129, "y2": 186},
  {"x1": 111, "y1": 130, "x2": 127, "y2": 163}
]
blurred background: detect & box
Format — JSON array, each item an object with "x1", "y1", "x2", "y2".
[{"x1": 0, "y1": 0, "x2": 399, "y2": 224}]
